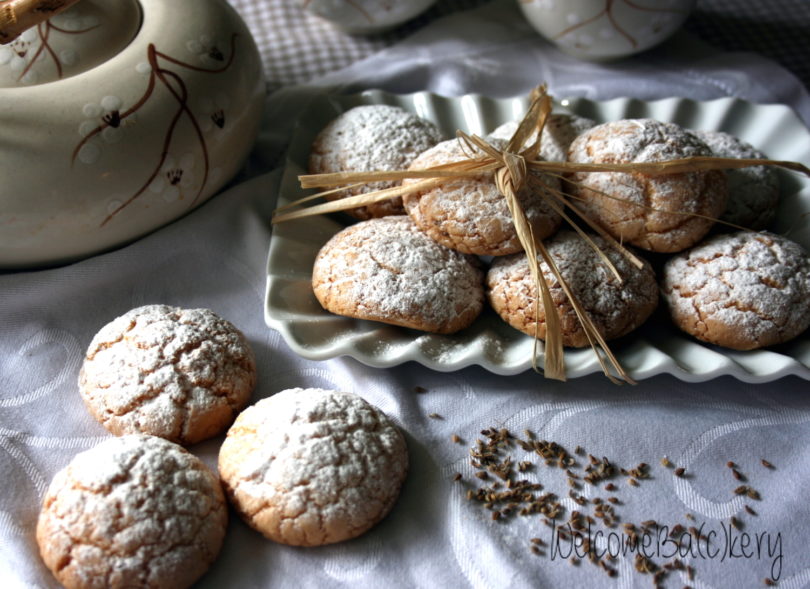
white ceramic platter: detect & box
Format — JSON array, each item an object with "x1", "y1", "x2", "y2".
[{"x1": 265, "y1": 90, "x2": 810, "y2": 382}]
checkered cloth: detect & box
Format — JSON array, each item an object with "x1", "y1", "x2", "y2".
[
  {"x1": 684, "y1": 1, "x2": 810, "y2": 89},
  {"x1": 228, "y1": 0, "x2": 809, "y2": 91},
  {"x1": 228, "y1": 0, "x2": 487, "y2": 89}
]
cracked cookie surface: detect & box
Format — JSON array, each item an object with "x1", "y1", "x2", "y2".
[
  {"x1": 487, "y1": 230, "x2": 658, "y2": 347},
  {"x1": 567, "y1": 119, "x2": 728, "y2": 253},
  {"x1": 693, "y1": 129, "x2": 780, "y2": 230},
  {"x1": 218, "y1": 388, "x2": 408, "y2": 547},
  {"x1": 79, "y1": 305, "x2": 256, "y2": 445},
  {"x1": 36, "y1": 434, "x2": 227, "y2": 589},
  {"x1": 488, "y1": 113, "x2": 596, "y2": 162},
  {"x1": 401, "y1": 138, "x2": 562, "y2": 256},
  {"x1": 312, "y1": 216, "x2": 484, "y2": 334},
  {"x1": 308, "y1": 104, "x2": 444, "y2": 219},
  {"x1": 662, "y1": 231, "x2": 810, "y2": 350}
]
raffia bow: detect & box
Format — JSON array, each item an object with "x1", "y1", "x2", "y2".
[{"x1": 273, "y1": 85, "x2": 810, "y2": 383}]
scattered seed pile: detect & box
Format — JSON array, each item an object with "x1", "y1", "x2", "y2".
[{"x1": 452, "y1": 426, "x2": 777, "y2": 588}]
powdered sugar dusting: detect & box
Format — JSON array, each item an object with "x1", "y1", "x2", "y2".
[
  {"x1": 487, "y1": 230, "x2": 658, "y2": 347},
  {"x1": 662, "y1": 231, "x2": 810, "y2": 350},
  {"x1": 79, "y1": 304, "x2": 256, "y2": 445},
  {"x1": 309, "y1": 104, "x2": 444, "y2": 218},
  {"x1": 37, "y1": 435, "x2": 226, "y2": 589},
  {"x1": 402, "y1": 138, "x2": 561, "y2": 255},
  {"x1": 488, "y1": 113, "x2": 596, "y2": 162},
  {"x1": 693, "y1": 129, "x2": 780, "y2": 229},
  {"x1": 312, "y1": 216, "x2": 484, "y2": 334},
  {"x1": 218, "y1": 388, "x2": 408, "y2": 546},
  {"x1": 567, "y1": 119, "x2": 728, "y2": 253}
]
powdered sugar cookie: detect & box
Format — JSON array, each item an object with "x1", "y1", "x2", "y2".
[
  {"x1": 567, "y1": 119, "x2": 728, "y2": 253},
  {"x1": 37, "y1": 435, "x2": 227, "y2": 589},
  {"x1": 312, "y1": 216, "x2": 484, "y2": 334},
  {"x1": 487, "y1": 230, "x2": 658, "y2": 347},
  {"x1": 662, "y1": 231, "x2": 810, "y2": 350},
  {"x1": 488, "y1": 112, "x2": 596, "y2": 162},
  {"x1": 402, "y1": 137, "x2": 562, "y2": 256},
  {"x1": 693, "y1": 129, "x2": 780, "y2": 230},
  {"x1": 218, "y1": 388, "x2": 408, "y2": 547},
  {"x1": 308, "y1": 104, "x2": 444, "y2": 219},
  {"x1": 79, "y1": 305, "x2": 256, "y2": 445}
]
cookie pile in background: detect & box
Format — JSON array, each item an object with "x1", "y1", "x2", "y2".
[
  {"x1": 36, "y1": 305, "x2": 408, "y2": 589},
  {"x1": 308, "y1": 104, "x2": 810, "y2": 352}
]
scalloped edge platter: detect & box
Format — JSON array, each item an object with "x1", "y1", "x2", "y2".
[{"x1": 265, "y1": 90, "x2": 810, "y2": 382}]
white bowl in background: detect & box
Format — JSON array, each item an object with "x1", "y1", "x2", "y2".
[
  {"x1": 518, "y1": 0, "x2": 696, "y2": 60},
  {"x1": 0, "y1": 0, "x2": 265, "y2": 269},
  {"x1": 0, "y1": 0, "x2": 140, "y2": 88},
  {"x1": 299, "y1": 0, "x2": 439, "y2": 35}
]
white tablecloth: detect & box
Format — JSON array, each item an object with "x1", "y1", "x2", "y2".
[{"x1": 2, "y1": 1, "x2": 810, "y2": 587}]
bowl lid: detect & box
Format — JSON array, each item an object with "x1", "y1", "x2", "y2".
[{"x1": 0, "y1": 0, "x2": 141, "y2": 87}]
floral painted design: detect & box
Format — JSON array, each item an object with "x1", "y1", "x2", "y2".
[
  {"x1": 80, "y1": 96, "x2": 131, "y2": 133},
  {"x1": 72, "y1": 35, "x2": 238, "y2": 226},
  {"x1": 197, "y1": 93, "x2": 232, "y2": 136},
  {"x1": 548, "y1": 0, "x2": 687, "y2": 51},
  {"x1": 185, "y1": 35, "x2": 229, "y2": 68},
  {"x1": 149, "y1": 153, "x2": 198, "y2": 204},
  {"x1": 0, "y1": 10, "x2": 98, "y2": 84}
]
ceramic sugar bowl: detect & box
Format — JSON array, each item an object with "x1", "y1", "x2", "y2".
[
  {"x1": 299, "y1": 0, "x2": 439, "y2": 35},
  {"x1": 519, "y1": 0, "x2": 696, "y2": 61},
  {"x1": 0, "y1": 0, "x2": 265, "y2": 268}
]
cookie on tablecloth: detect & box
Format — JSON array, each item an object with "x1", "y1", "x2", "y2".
[
  {"x1": 402, "y1": 137, "x2": 562, "y2": 256},
  {"x1": 218, "y1": 388, "x2": 408, "y2": 546},
  {"x1": 308, "y1": 104, "x2": 444, "y2": 219},
  {"x1": 487, "y1": 230, "x2": 658, "y2": 347},
  {"x1": 662, "y1": 231, "x2": 810, "y2": 350},
  {"x1": 693, "y1": 129, "x2": 780, "y2": 230},
  {"x1": 37, "y1": 435, "x2": 227, "y2": 589},
  {"x1": 312, "y1": 216, "x2": 484, "y2": 333},
  {"x1": 567, "y1": 119, "x2": 728, "y2": 253},
  {"x1": 79, "y1": 304, "x2": 256, "y2": 445}
]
